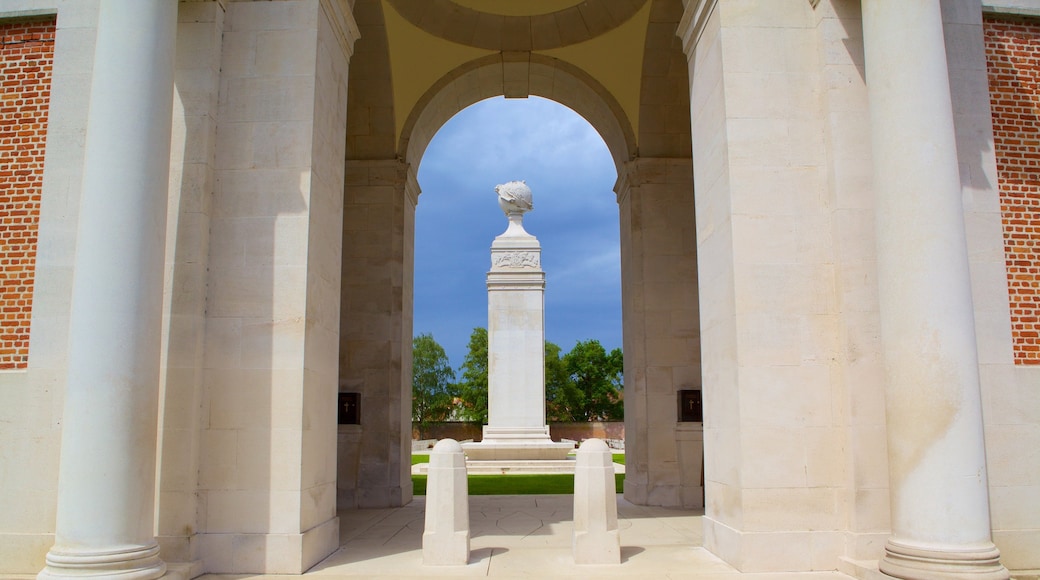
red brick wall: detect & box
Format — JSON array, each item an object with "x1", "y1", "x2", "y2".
[
  {"x1": 985, "y1": 16, "x2": 1040, "y2": 365},
  {"x1": 0, "y1": 18, "x2": 54, "y2": 370}
]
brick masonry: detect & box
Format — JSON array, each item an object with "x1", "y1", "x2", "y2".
[
  {"x1": 0, "y1": 18, "x2": 53, "y2": 370},
  {"x1": 985, "y1": 16, "x2": 1040, "y2": 365}
]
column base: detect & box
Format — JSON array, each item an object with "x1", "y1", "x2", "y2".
[
  {"x1": 461, "y1": 426, "x2": 574, "y2": 460},
  {"x1": 880, "y1": 538, "x2": 1009, "y2": 580},
  {"x1": 38, "y1": 543, "x2": 165, "y2": 580}
]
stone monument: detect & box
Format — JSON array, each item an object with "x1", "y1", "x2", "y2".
[{"x1": 462, "y1": 181, "x2": 574, "y2": 461}]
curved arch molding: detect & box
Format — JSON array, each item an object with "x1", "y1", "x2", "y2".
[
  {"x1": 400, "y1": 53, "x2": 636, "y2": 173},
  {"x1": 386, "y1": 0, "x2": 648, "y2": 51}
]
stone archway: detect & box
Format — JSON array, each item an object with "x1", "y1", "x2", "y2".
[
  {"x1": 400, "y1": 53, "x2": 635, "y2": 169},
  {"x1": 337, "y1": 0, "x2": 702, "y2": 514}
]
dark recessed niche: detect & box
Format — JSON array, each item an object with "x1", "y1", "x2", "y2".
[
  {"x1": 338, "y1": 392, "x2": 360, "y2": 425},
  {"x1": 678, "y1": 389, "x2": 702, "y2": 423}
]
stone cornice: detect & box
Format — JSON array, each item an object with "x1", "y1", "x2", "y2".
[
  {"x1": 677, "y1": 0, "x2": 717, "y2": 60},
  {"x1": 403, "y1": 162, "x2": 420, "y2": 208},
  {"x1": 982, "y1": 1, "x2": 1040, "y2": 17},
  {"x1": 320, "y1": 0, "x2": 361, "y2": 60},
  {"x1": 348, "y1": 158, "x2": 421, "y2": 206},
  {"x1": 614, "y1": 157, "x2": 691, "y2": 204},
  {"x1": 223, "y1": 0, "x2": 359, "y2": 58}
]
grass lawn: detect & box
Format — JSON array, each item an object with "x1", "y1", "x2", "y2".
[
  {"x1": 412, "y1": 473, "x2": 625, "y2": 495},
  {"x1": 410, "y1": 451, "x2": 627, "y2": 495}
]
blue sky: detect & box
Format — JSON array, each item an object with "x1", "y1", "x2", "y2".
[{"x1": 414, "y1": 96, "x2": 622, "y2": 369}]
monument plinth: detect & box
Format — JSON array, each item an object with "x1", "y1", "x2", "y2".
[{"x1": 462, "y1": 181, "x2": 574, "y2": 461}]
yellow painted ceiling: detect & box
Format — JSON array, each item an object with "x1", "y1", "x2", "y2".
[
  {"x1": 536, "y1": 1, "x2": 650, "y2": 139},
  {"x1": 449, "y1": 0, "x2": 586, "y2": 16},
  {"x1": 382, "y1": 1, "x2": 496, "y2": 141},
  {"x1": 381, "y1": 0, "x2": 649, "y2": 147}
]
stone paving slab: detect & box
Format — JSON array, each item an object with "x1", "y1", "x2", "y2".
[{"x1": 195, "y1": 495, "x2": 857, "y2": 579}]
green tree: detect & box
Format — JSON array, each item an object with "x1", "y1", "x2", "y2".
[
  {"x1": 454, "y1": 327, "x2": 489, "y2": 423},
  {"x1": 545, "y1": 340, "x2": 581, "y2": 421},
  {"x1": 564, "y1": 340, "x2": 624, "y2": 421},
  {"x1": 412, "y1": 333, "x2": 456, "y2": 437}
]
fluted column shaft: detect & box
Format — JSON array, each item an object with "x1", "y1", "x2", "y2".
[
  {"x1": 40, "y1": 2, "x2": 177, "y2": 579},
  {"x1": 862, "y1": 1, "x2": 1007, "y2": 578}
]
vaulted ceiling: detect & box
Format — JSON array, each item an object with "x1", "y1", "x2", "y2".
[{"x1": 346, "y1": 0, "x2": 691, "y2": 167}]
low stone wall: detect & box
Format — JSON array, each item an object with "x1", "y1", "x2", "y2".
[
  {"x1": 549, "y1": 422, "x2": 625, "y2": 443},
  {"x1": 412, "y1": 422, "x2": 483, "y2": 443},
  {"x1": 412, "y1": 421, "x2": 625, "y2": 446}
]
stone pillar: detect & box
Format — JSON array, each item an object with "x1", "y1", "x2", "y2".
[
  {"x1": 615, "y1": 157, "x2": 700, "y2": 508},
  {"x1": 572, "y1": 439, "x2": 620, "y2": 565},
  {"x1": 862, "y1": 2, "x2": 1009, "y2": 578},
  {"x1": 340, "y1": 159, "x2": 417, "y2": 507},
  {"x1": 39, "y1": 2, "x2": 177, "y2": 579},
  {"x1": 462, "y1": 182, "x2": 572, "y2": 460},
  {"x1": 422, "y1": 439, "x2": 470, "y2": 566}
]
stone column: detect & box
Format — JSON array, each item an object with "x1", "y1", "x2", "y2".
[
  {"x1": 614, "y1": 158, "x2": 700, "y2": 508},
  {"x1": 340, "y1": 159, "x2": 417, "y2": 507},
  {"x1": 862, "y1": 2, "x2": 1008, "y2": 578},
  {"x1": 39, "y1": 2, "x2": 177, "y2": 579},
  {"x1": 462, "y1": 182, "x2": 572, "y2": 460}
]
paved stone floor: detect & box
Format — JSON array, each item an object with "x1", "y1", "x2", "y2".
[
  {"x1": 8, "y1": 495, "x2": 1036, "y2": 579},
  {"x1": 199, "y1": 495, "x2": 858, "y2": 579}
]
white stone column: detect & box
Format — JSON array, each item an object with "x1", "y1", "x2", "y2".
[
  {"x1": 340, "y1": 159, "x2": 417, "y2": 508},
  {"x1": 862, "y1": 2, "x2": 1008, "y2": 578},
  {"x1": 462, "y1": 182, "x2": 571, "y2": 460},
  {"x1": 39, "y1": 2, "x2": 176, "y2": 580},
  {"x1": 614, "y1": 158, "x2": 699, "y2": 509}
]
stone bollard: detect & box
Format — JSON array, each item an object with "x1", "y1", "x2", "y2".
[
  {"x1": 572, "y1": 438, "x2": 620, "y2": 564},
  {"x1": 423, "y1": 438, "x2": 470, "y2": 565}
]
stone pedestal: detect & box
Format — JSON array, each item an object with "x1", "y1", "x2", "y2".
[
  {"x1": 675, "y1": 422, "x2": 704, "y2": 509},
  {"x1": 463, "y1": 182, "x2": 573, "y2": 461},
  {"x1": 573, "y1": 439, "x2": 621, "y2": 565},
  {"x1": 423, "y1": 439, "x2": 470, "y2": 566}
]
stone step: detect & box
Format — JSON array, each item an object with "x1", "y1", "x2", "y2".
[{"x1": 413, "y1": 459, "x2": 625, "y2": 475}]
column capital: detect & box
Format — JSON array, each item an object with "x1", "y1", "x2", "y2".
[{"x1": 613, "y1": 157, "x2": 692, "y2": 204}]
